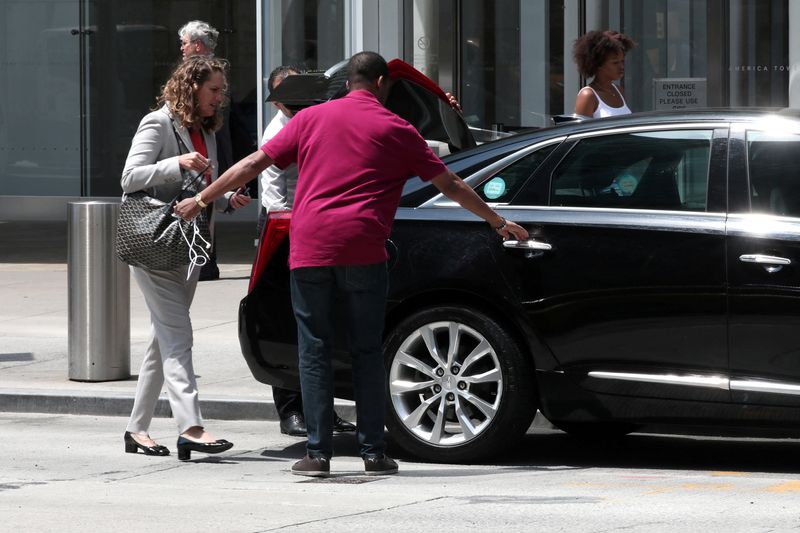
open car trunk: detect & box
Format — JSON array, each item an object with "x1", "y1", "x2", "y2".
[{"x1": 266, "y1": 58, "x2": 476, "y2": 155}]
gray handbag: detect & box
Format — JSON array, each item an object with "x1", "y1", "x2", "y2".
[{"x1": 115, "y1": 127, "x2": 212, "y2": 272}]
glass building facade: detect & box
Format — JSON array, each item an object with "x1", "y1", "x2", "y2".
[{"x1": 1, "y1": 0, "x2": 797, "y2": 219}]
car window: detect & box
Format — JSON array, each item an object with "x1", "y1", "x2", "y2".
[
  {"x1": 473, "y1": 144, "x2": 556, "y2": 204},
  {"x1": 747, "y1": 131, "x2": 800, "y2": 217},
  {"x1": 550, "y1": 130, "x2": 713, "y2": 211}
]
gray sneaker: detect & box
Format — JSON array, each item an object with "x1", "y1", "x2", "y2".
[
  {"x1": 291, "y1": 454, "x2": 330, "y2": 477},
  {"x1": 363, "y1": 455, "x2": 398, "y2": 476}
]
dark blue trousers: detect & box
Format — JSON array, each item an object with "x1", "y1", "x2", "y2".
[{"x1": 289, "y1": 262, "x2": 388, "y2": 459}]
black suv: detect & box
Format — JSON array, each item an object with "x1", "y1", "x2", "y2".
[{"x1": 241, "y1": 101, "x2": 800, "y2": 462}]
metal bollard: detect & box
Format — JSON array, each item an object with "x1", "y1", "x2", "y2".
[{"x1": 67, "y1": 201, "x2": 130, "y2": 381}]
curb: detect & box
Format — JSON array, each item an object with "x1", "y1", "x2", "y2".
[{"x1": 0, "y1": 389, "x2": 357, "y2": 421}]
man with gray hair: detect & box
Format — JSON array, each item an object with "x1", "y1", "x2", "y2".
[{"x1": 179, "y1": 20, "x2": 218, "y2": 58}]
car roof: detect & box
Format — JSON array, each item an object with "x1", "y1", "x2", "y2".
[
  {"x1": 445, "y1": 108, "x2": 800, "y2": 161},
  {"x1": 549, "y1": 107, "x2": 800, "y2": 133},
  {"x1": 561, "y1": 107, "x2": 800, "y2": 133}
]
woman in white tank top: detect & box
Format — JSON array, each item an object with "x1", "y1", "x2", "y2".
[{"x1": 572, "y1": 30, "x2": 636, "y2": 118}]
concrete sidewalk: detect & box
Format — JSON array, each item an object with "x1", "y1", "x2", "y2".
[{"x1": 0, "y1": 222, "x2": 354, "y2": 422}]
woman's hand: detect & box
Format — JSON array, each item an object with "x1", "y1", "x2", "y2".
[
  {"x1": 175, "y1": 197, "x2": 201, "y2": 220},
  {"x1": 179, "y1": 152, "x2": 210, "y2": 174},
  {"x1": 227, "y1": 187, "x2": 251, "y2": 210}
]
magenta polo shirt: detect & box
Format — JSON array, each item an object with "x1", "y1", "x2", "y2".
[{"x1": 262, "y1": 89, "x2": 448, "y2": 269}]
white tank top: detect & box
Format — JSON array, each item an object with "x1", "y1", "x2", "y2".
[{"x1": 589, "y1": 85, "x2": 631, "y2": 118}]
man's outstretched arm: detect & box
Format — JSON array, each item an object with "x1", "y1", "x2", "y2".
[{"x1": 430, "y1": 170, "x2": 528, "y2": 241}]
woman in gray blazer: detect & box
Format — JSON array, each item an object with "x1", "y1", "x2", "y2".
[{"x1": 121, "y1": 56, "x2": 250, "y2": 460}]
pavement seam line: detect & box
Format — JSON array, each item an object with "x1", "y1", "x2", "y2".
[{"x1": 256, "y1": 496, "x2": 450, "y2": 532}]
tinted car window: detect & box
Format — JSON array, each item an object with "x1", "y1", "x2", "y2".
[
  {"x1": 551, "y1": 130, "x2": 713, "y2": 211},
  {"x1": 747, "y1": 131, "x2": 800, "y2": 217},
  {"x1": 473, "y1": 144, "x2": 556, "y2": 204}
]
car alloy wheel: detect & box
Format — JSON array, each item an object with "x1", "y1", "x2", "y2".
[
  {"x1": 384, "y1": 306, "x2": 536, "y2": 462},
  {"x1": 390, "y1": 319, "x2": 502, "y2": 446}
]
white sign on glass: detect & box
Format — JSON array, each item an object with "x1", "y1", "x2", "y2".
[{"x1": 653, "y1": 78, "x2": 707, "y2": 110}]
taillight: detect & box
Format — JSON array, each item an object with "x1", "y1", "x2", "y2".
[{"x1": 248, "y1": 210, "x2": 291, "y2": 293}]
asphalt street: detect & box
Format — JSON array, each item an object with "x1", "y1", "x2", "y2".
[{"x1": 5, "y1": 412, "x2": 800, "y2": 532}]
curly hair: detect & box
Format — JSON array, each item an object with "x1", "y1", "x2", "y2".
[
  {"x1": 157, "y1": 56, "x2": 228, "y2": 132},
  {"x1": 572, "y1": 30, "x2": 636, "y2": 78}
]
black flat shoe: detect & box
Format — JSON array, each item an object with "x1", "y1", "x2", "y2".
[
  {"x1": 124, "y1": 431, "x2": 170, "y2": 456},
  {"x1": 176, "y1": 436, "x2": 233, "y2": 461}
]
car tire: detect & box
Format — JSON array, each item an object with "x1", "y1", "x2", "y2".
[{"x1": 383, "y1": 306, "x2": 536, "y2": 463}]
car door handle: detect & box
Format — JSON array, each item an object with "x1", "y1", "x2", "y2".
[
  {"x1": 738, "y1": 254, "x2": 791, "y2": 266},
  {"x1": 502, "y1": 239, "x2": 553, "y2": 251},
  {"x1": 739, "y1": 254, "x2": 791, "y2": 273}
]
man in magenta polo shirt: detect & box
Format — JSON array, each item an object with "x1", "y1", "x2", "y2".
[{"x1": 175, "y1": 51, "x2": 527, "y2": 477}]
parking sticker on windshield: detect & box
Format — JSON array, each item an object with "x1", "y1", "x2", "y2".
[
  {"x1": 483, "y1": 177, "x2": 506, "y2": 200},
  {"x1": 616, "y1": 173, "x2": 638, "y2": 195},
  {"x1": 602, "y1": 173, "x2": 638, "y2": 196}
]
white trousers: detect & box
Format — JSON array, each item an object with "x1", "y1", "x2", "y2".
[{"x1": 126, "y1": 264, "x2": 202, "y2": 435}]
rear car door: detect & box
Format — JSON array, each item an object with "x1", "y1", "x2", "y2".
[
  {"x1": 727, "y1": 121, "x2": 800, "y2": 407},
  {"x1": 491, "y1": 124, "x2": 730, "y2": 404}
]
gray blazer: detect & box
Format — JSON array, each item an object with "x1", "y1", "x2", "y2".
[{"x1": 121, "y1": 105, "x2": 230, "y2": 214}]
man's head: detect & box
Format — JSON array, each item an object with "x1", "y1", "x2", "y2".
[
  {"x1": 179, "y1": 20, "x2": 219, "y2": 59},
  {"x1": 268, "y1": 65, "x2": 301, "y2": 117},
  {"x1": 346, "y1": 51, "x2": 390, "y2": 103}
]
